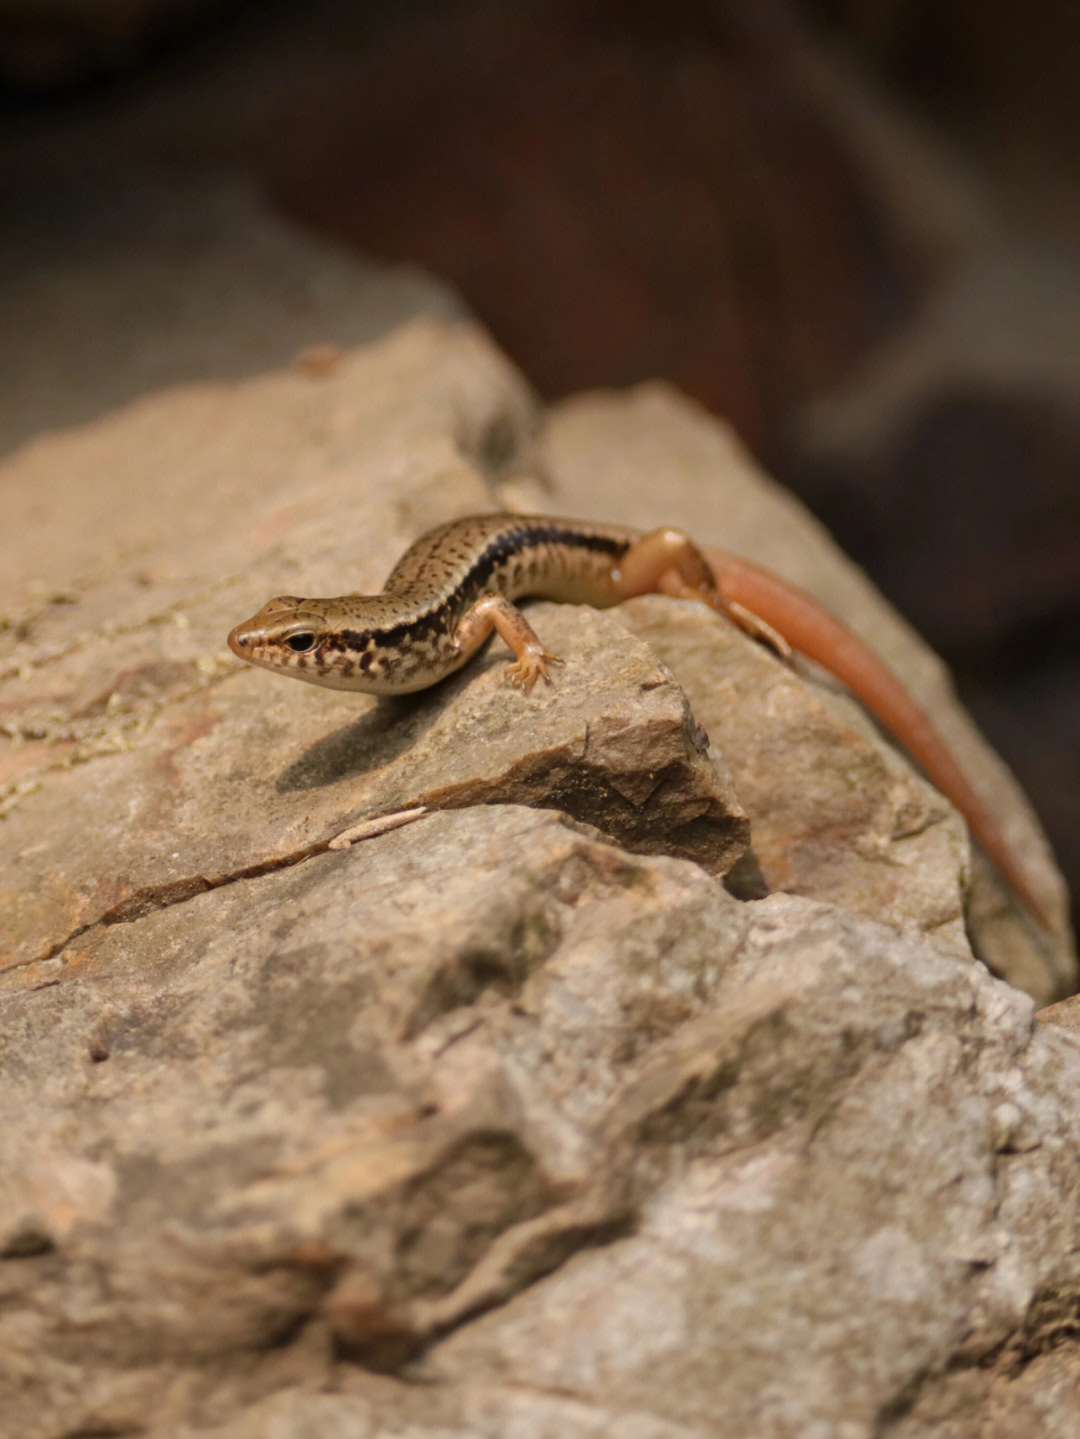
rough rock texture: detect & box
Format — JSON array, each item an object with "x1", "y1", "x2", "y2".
[
  {"x1": 5, "y1": 809, "x2": 1080, "y2": 1436},
  {"x1": 530, "y1": 387, "x2": 1073, "y2": 999},
  {"x1": 1, "y1": 189, "x2": 1077, "y2": 1436}
]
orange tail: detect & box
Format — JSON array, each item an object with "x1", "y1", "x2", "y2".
[{"x1": 706, "y1": 550, "x2": 1051, "y2": 930}]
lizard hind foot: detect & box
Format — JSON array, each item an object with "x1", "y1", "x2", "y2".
[
  {"x1": 723, "y1": 600, "x2": 793, "y2": 659},
  {"x1": 660, "y1": 572, "x2": 793, "y2": 659}
]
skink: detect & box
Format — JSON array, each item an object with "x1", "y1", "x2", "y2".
[{"x1": 227, "y1": 512, "x2": 1050, "y2": 928}]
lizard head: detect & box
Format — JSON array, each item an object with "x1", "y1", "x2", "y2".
[
  {"x1": 227, "y1": 595, "x2": 414, "y2": 692},
  {"x1": 228, "y1": 596, "x2": 334, "y2": 682}
]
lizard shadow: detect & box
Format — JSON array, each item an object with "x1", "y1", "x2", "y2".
[{"x1": 273, "y1": 656, "x2": 497, "y2": 793}]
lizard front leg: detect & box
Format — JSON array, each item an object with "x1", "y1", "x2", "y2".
[{"x1": 453, "y1": 594, "x2": 565, "y2": 692}]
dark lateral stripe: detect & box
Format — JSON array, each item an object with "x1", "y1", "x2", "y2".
[
  {"x1": 340, "y1": 610, "x2": 449, "y2": 654},
  {"x1": 339, "y1": 524, "x2": 632, "y2": 654},
  {"x1": 450, "y1": 525, "x2": 627, "y2": 620}
]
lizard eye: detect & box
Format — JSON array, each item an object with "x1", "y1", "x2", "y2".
[{"x1": 285, "y1": 631, "x2": 318, "y2": 653}]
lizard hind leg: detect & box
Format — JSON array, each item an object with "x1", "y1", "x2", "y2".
[
  {"x1": 613, "y1": 528, "x2": 792, "y2": 658},
  {"x1": 612, "y1": 528, "x2": 717, "y2": 602}
]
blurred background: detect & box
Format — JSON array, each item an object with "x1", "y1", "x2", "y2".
[{"x1": 2, "y1": 0, "x2": 1078, "y2": 933}]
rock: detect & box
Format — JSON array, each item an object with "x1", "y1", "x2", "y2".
[
  {"x1": 2, "y1": 593, "x2": 745, "y2": 978},
  {"x1": 420, "y1": 897, "x2": 1080, "y2": 1439},
  {"x1": 620, "y1": 593, "x2": 970, "y2": 936},
  {"x1": 1036, "y1": 991, "x2": 1080, "y2": 1039},
  {"x1": 0, "y1": 321, "x2": 747, "y2": 978},
  {"x1": 531, "y1": 385, "x2": 1073, "y2": 997},
  {"x1": 1, "y1": 181, "x2": 1077, "y2": 1437},
  {"x1": 7, "y1": 809, "x2": 1080, "y2": 1436},
  {"x1": 0, "y1": 806, "x2": 742, "y2": 1433}
]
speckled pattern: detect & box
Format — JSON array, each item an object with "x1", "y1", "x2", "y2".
[{"x1": 227, "y1": 515, "x2": 639, "y2": 694}]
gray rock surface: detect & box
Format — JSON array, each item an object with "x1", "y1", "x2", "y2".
[
  {"x1": 6, "y1": 806, "x2": 1080, "y2": 1438},
  {"x1": 1, "y1": 182, "x2": 1077, "y2": 1437}
]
